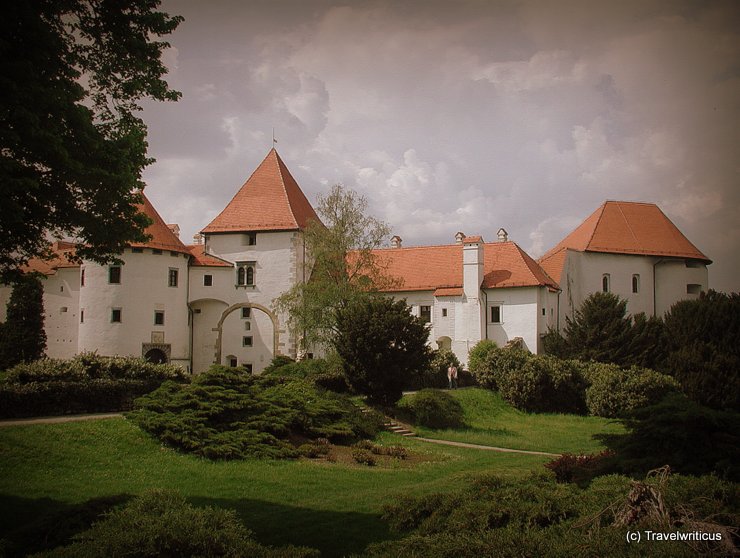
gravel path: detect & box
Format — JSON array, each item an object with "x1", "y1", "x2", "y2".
[{"x1": 0, "y1": 413, "x2": 123, "y2": 427}]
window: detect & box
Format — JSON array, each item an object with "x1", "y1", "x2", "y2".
[
  {"x1": 632, "y1": 274, "x2": 640, "y2": 294},
  {"x1": 203, "y1": 274, "x2": 213, "y2": 287},
  {"x1": 228, "y1": 356, "x2": 238, "y2": 367},
  {"x1": 132, "y1": 247, "x2": 143, "y2": 253},
  {"x1": 60, "y1": 307, "x2": 68, "y2": 313},
  {"x1": 154, "y1": 311, "x2": 165, "y2": 326},
  {"x1": 442, "y1": 308, "x2": 448, "y2": 318},
  {"x1": 420, "y1": 305, "x2": 431, "y2": 323},
  {"x1": 109, "y1": 265, "x2": 121, "y2": 284},
  {"x1": 490, "y1": 305, "x2": 502, "y2": 324},
  {"x1": 168, "y1": 268, "x2": 179, "y2": 287},
  {"x1": 542, "y1": 308, "x2": 546, "y2": 316},
  {"x1": 170, "y1": 251, "x2": 178, "y2": 257},
  {"x1": 60, "y1": 285, "x2": 64, "y2": 292},
  {"x1": 152, "y1": 249, "x2": 162, "y2": 255},
  {"x1": 241, "y1": 233, "x2": 256, "y2": 246},
  {"x1": 80, "y1": 309, "x2": 84, "y2": 323},
  {"x1": 242, "y1": 336, "x2": 253, "y2": 347},
  {"x1": 111, "y1": 308, "x2": 122, "y2": 323},
  {"x1": 244, "y1": 364, "x2": 253, "y2": 374},
  {"x1": 244, "y1": 321, "x2": 251, "y2": 331},
  {"x1": 236, "y1": 262, "x2": 256, "y2": 286},
  {"x1": 602, "y1": 274, "x2": 610, "y2": 292},
  {"x1": 81, "y1": 269, "x2": 85, "y2": 286},
  {"x1": 687, "y1": 284, "x2": 702, "y2": 295},
  {"x1": 241, "y1": 307, "x2": 251, "y2": 319}
]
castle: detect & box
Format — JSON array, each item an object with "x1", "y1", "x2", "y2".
[{"x1": 0, "y1": 149, "x2": 711, "y2": 373}]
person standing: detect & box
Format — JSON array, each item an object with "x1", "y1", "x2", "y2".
[{"x1": 447, "y1": 364, "x2": 458, "y2": 389}]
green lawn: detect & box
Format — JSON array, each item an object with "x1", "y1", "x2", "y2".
[
  {"x1": 0, "y1": 418, "x2": 547, "y2": 557},
  {"x1": 401, "y1": 387, "x2": 624, "y2": 454}
]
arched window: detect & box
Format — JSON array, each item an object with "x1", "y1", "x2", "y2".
[
  {"x1": 246, "y1": 265, "x2": 254, "y2": 285},
  {"x1": 632, "y1": 274, "x2": 640, "y2": 293},
  {"x1": 237, "y1": 266, "x2": 245, "y2": 286},
  {"x1": 602, "y1": 274, "x2": 610, "y2": 293}
]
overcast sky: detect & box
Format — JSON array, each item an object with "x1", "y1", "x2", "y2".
[{"x1": 140, "y1": 0, "x2": 740, "y2": 293}]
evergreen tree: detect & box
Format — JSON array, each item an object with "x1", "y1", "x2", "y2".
[
  {"x1": 333, "y1": 297, "x2": 432, "y2": 406},
  {"x1": 0, "y1": 275, "x2": 46, "y2": 369}
]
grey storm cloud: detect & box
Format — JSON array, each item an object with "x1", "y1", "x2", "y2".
[{"x1": 140, "y1": 0, "x2": 740, "y2": 292}]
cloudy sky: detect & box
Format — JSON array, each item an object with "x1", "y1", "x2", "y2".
[{"x1": 140, "y1": 0, "x2": 740, "y2": 292}]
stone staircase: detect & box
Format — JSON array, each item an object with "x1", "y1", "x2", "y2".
[{"x1": 384, "y1": 419, "x2": 417, "y2": 437}]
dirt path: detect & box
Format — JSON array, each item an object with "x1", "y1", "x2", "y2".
[
  {"x1": 0, "y1": 413, "x2": 123, "y2": 427},
  {"x1": 413, "y1": 436, "x2": 560, "y2": 457}
]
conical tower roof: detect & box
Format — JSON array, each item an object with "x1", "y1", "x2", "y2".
[{"x1": 202, "y1": 149, "x2": 320, "y2": 234}]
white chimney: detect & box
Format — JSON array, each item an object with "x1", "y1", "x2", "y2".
[
  {"x1": 463, "y1": 235, "x2": 484, "y2": 298},
  {"x1": 497, "y1": 228, "x2": 508, "y2": 242},
  {"x1": 391, "y1": 235, "x2": 402, "y2": 248},
  {"x1": 455, "y1": 231, "x2": 466, "y2": 245}
]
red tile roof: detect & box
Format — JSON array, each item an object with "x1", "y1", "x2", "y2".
[
  {"x1": 131, "y1": 192, "x2": 190, "y2": 254},
  {"x1": 202, "y1": 149, "x2": 320, "y2": 233},
  {"x1": 187, "y1": 244, "x2": 232, "y2": 267},
  {"x1": 538, "y1": 201, "x2": 711, "y2": 285},
  {"x1": 372, "y1": 241, "x2": 558, "y2": 293},
  {"x1": 23, "y1": 242, "x2": 79, "y2": 276}
]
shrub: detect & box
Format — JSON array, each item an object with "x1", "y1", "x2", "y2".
[
  {"x1": 261, "y1": 354, "x2": 295, "y2": 375},
  {"x1": 470, "y1": 347, "x2": 531, "y2": 390},
  {"x1": 351, "y1": 448, "x2": 376, "y2": 466},
  {"x1": 129, "y1": 367, "x2": 376, "y2": 460},
  {"x1": 544, "y1": 450, "x2": 615, "y2": 486},
  {"x1": 0, "y1": 354, "x2": 188, "y2": 418},
  {"x1": 467, "y1": 339, "x2": 498, "y2": 375},
  {"x1": 35, "y1": 489, "x2": 318, "y2": 557},
  {"x1": 298, "y1": 438, "x2": 331, "y2": 458},
  {"x1": 406, "y1": 348, "x2": 461, "y2": 390},
  {"x1": 262, "y1": 356, "x2": 351, "y2": 393},
  {"x1": 398, "y1": 389, "x2": 465, "y2": 429},
  {"x1": 599, "y1": 393, "x2": 740, "y2": 480},
  {"x1": 0, "y1": 274, "x2": 46, "y2": 370},
  {"x1": 584, "y1": 364, "x2": 678, "y2": 418}
]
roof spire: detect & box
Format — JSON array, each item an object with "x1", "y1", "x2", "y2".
[{"x1": 272, "y1": 128, "x2": 277, "y2": 147}]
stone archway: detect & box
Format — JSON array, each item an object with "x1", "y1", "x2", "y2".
[
  {"x1": 436, "y1": 336, "x2": 452, "y2": 351},
  {"x1": 144, "y1": 347, "x2": 168, "y2": 364},
  {"x1": 213, "y1": 302, "x2": 284, "y2": 365}
]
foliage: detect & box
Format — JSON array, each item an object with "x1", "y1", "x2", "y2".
[
  {"x1": 543, "y1": 450, "x2": 615, "y2": 486},
  {"x1": 0, "y1": 275, "x2": 46, "y2": 369},
  {"x1": 547, "y1": 292, "x2": 666, "y2": 368},
  {"x1": 660, "y1": 290, "x2": 740, "y2": 410},
  {"x1": 333, "y1": 296, "x2": 432, "y2": 406},
  {"x1": 407, "y1": 348, "x2": 461, "y2": 390},
  {"x1": 496, "y1": 355, "x2": 588, "y2": 414},
  {"x1": 262, "y1": 355, "x2": 296, "y2": 375},
  {"x1": 397, "y1": 389, "x2": 465, "y2": 429},
  {"x1": 0, "y1": 354, "x2": 187, "y2": 418},
  {"x1": 34, "y1": 489, "x2": 318, "y2": 557},
  {"x1": 467, "y1": 339, "x2": 498, "y2": 375},
  {"x1": 367, "y1": 472, "x2": 737, "y2": 557},
  {"x1": 1, "y1": 1, "x2": 182, "y2": 277},
  {"x1": 469, "y1": 346, "x2": 530, "y2": 391},
  {"x1": 584, "y1": 363, "x2": 679, "y2": 418},
  {"x1": 129, "y1": 366, "x2": 379, "y2": 460},
  {"x1": 350, "y1": 448, "x2": 376, "y2": 466},
  {"x1": 598, "y1": 393, "x2": 740, "y2": 481},
  {"x1": 274, "y1": 184, "x2": 398, "y2": 350},
  {"x1": 261, "y1": 355, "x2": 351, "y2": 393}
]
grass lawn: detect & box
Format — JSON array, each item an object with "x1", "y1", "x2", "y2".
[
  {"x1": 401, "y1": 387, "x2": 625, "y2": 454},
  {"x1": 0, "y1": 417, "x2": 548, "y2": 557}
]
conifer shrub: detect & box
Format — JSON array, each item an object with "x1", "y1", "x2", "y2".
[
  {"x1": 129, "y1": 366, "x2": 380, "y2": 460},
  {"x1": 584, "y1": 364, "x2": 679, "y2": 418},
  {"x1": 0, "y1": 354, "x2": 188, "y2": 418},
  {"x1": 467, "y1": 339, "x2": 498, "y2": 376},
  {"x1": 34, "y1": 489, "x2": 318, "y2": 557},
  {"x1": 262, "y1": 355, "x2": 352, "y2": 393},
  {"x1": 398, "y1": 389, "x2": 465, "y2": 429}
]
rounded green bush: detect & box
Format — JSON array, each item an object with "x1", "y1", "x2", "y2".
[
  {"x1": 400, "y1": 389, "x2": 465, "y2": 429},
  {"x1": 467, "y1": 339, "x2": 498, "y2": 375}
]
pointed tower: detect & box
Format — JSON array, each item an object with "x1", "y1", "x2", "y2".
[{"x1": 191, "y1": 149, "x2": 320, "y2": 373}]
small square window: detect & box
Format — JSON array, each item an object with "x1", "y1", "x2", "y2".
[
  {"x1": 228, "y1": 357, "x2": 238, "y2": 367},
  {"x1": 170, "y1": 251, "x2": 179, "y2": 257},
  {"x1": 203, "y1": 274, "x2": 213, "y2": 287},
  {"x1": 242, "y1": 233, "x2": 256, "y2": 246},
  {"x1": 241, "y1": 307, "x2": 251, "y2": 319},
  {"x1": 687, "y1": 284, "x2": 702, "y2": 295},
  {"x1": 490, "y1": 305, "x2": 502, "y2": 324},
  {"x1": 154, "y1": 311, "x2": 165, "y2": 326},
  {"x1": 111, "y1": 308, "x2": 122, "y2": 323},
  {"x1": 109, "y1": 266, "x2": 121, "y2": 284},
  {"x1": 132, "y1": 247, "x2": 143, "y2": 253},
  {"x1": 152, "y1": 249, "x2": 163, "y2": 255},
  {"x1": 60, "y1": 307, "x2": 68, "y2": 313},
  {"x1": 442, "y1": 308, "x2": 448, "y2": 317},
  {"x1": 242, "y1": 336, "x2": 253, "y2": 347},
  {"x1": 168, "y1": 268, "x2": 179, "y2": 287}
]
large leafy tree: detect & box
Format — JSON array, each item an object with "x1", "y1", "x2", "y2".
[
  {"x1": 0, "y1": 274, "x2": 46, "y2": 369},
  {"x1": 0, "y1": 0, "x2": 182, "y2": 278},
  {"x1": 333, "y1": 296, "x2": 432, "y2": 406},
  {"x1": 274, "y1": 184, "x2": 399, "y2": 350}
]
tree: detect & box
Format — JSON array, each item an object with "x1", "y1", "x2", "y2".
[
  {"x1": 333, "y1": 296, "x2": 432, "y2": 406},
  {"x1": 0, "y1": 274, "x2": 46, "y2": 369},
  {"x1": 0, "y1": 1, "x2": 182, "y2": 278},
  {"x1": 274, "y1": 184, "x2": 398, "y2": 350}
]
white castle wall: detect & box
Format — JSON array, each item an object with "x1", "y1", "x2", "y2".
[
  {"x1": 78, "y1": 248, "x2": 190, "y2": 369},
  {"x1": 42, "y1": 268, "x2": 81, "y2": 359}
]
